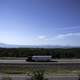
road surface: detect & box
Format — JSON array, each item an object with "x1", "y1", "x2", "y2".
[
  {"x1": 0, "y1": 74, "x2": 79, "y2": 80},
  {"x1": 1, "y1": 59, "x2": 80, "y2": 63},
  {"x1": 0, "y1": 59, "x2": 80, "y2": 72}
]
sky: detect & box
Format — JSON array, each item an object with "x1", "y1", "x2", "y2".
[{"x1": 0, "y1": 0, "x2": 80, "y2": 46}]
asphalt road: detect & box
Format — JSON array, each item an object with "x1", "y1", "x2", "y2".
[
  {"x1": 0, "y1": 75, "x2": 79, "y2": 80},
  {"x1": 0, "y1": 59, "x2": 80, "y2": 63},
  {"x1": 0, "y1": 59, "x2": 80, "y2": 71},
  {"x1": 0, "y1": 60, "x2": 26, "y2": 63},
  {"x1": 48, "y1": 76, "x2": 79, "y2": 80}
]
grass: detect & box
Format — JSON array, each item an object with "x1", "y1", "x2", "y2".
[{"x1": 0, "y1": 65, "x2": 80, "y2": 75}]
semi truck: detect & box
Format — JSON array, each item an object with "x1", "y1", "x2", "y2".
[{"x1": 27, "y1": 56, "x2": 52, "y2": 62}]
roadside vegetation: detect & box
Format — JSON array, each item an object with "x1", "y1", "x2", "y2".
[
  {"x1": 0, "y1": 65, "x2": 80, "y2": 75},
  {"x1": 0, "y1": 48, "x2": 80, "y2": 58},
  {"x1": 31, "y1": 70, "x2": 48, "y2": 80}
]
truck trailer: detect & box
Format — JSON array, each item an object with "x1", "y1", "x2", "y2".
[{"x1": 27, "y1": 56, "x2": 52, "y2": 62}]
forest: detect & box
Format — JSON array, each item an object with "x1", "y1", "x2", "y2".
[{"x1": 0, "y1": 48, "x2": 80, "y2": 58}]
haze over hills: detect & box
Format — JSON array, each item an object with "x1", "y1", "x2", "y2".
[{"x1": 0, "y1": 43, "x2": 79, "y2": 48}]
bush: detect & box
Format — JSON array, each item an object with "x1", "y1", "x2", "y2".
[{"x1": 31, "y1": 70, "x2": 48, "y2": 80}]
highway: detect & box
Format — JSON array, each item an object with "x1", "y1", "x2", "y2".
[
  {"x1": 47, "y1": 76, "x2": 79, "y2": 80},
  {"x1": 0, "y1": 74, "x2": 79, "y2": 80},
  {"x1": 0, "y1": 59, "x2": 80, "y2": 71},
  {"x1": 0, "y1": 59, "x2": 80, "y2": 64},
  {"x1": 0, "y1": 59, "x2": 80, "y2": 80}
]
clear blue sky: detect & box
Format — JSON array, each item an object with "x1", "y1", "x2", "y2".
[{"x1": 0, "y1": 0, "x2": 80, "y2": 46}]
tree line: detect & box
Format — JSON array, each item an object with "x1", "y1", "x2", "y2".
[{"x1": 0, "y1": 48, "x2": 80, "y2": 58}]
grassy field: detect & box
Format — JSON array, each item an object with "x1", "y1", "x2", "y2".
[{"x1": 0, "y1": 65, "x2": 80, "y2": 75}]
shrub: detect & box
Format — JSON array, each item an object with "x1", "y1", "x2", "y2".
[{"x1": 31, "y1": 70, "x2": 48, "y2": 80}]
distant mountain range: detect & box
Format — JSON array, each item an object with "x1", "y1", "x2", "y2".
[{"x1": 0, "y1": 43, "x2": 79, "y2": 48}]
